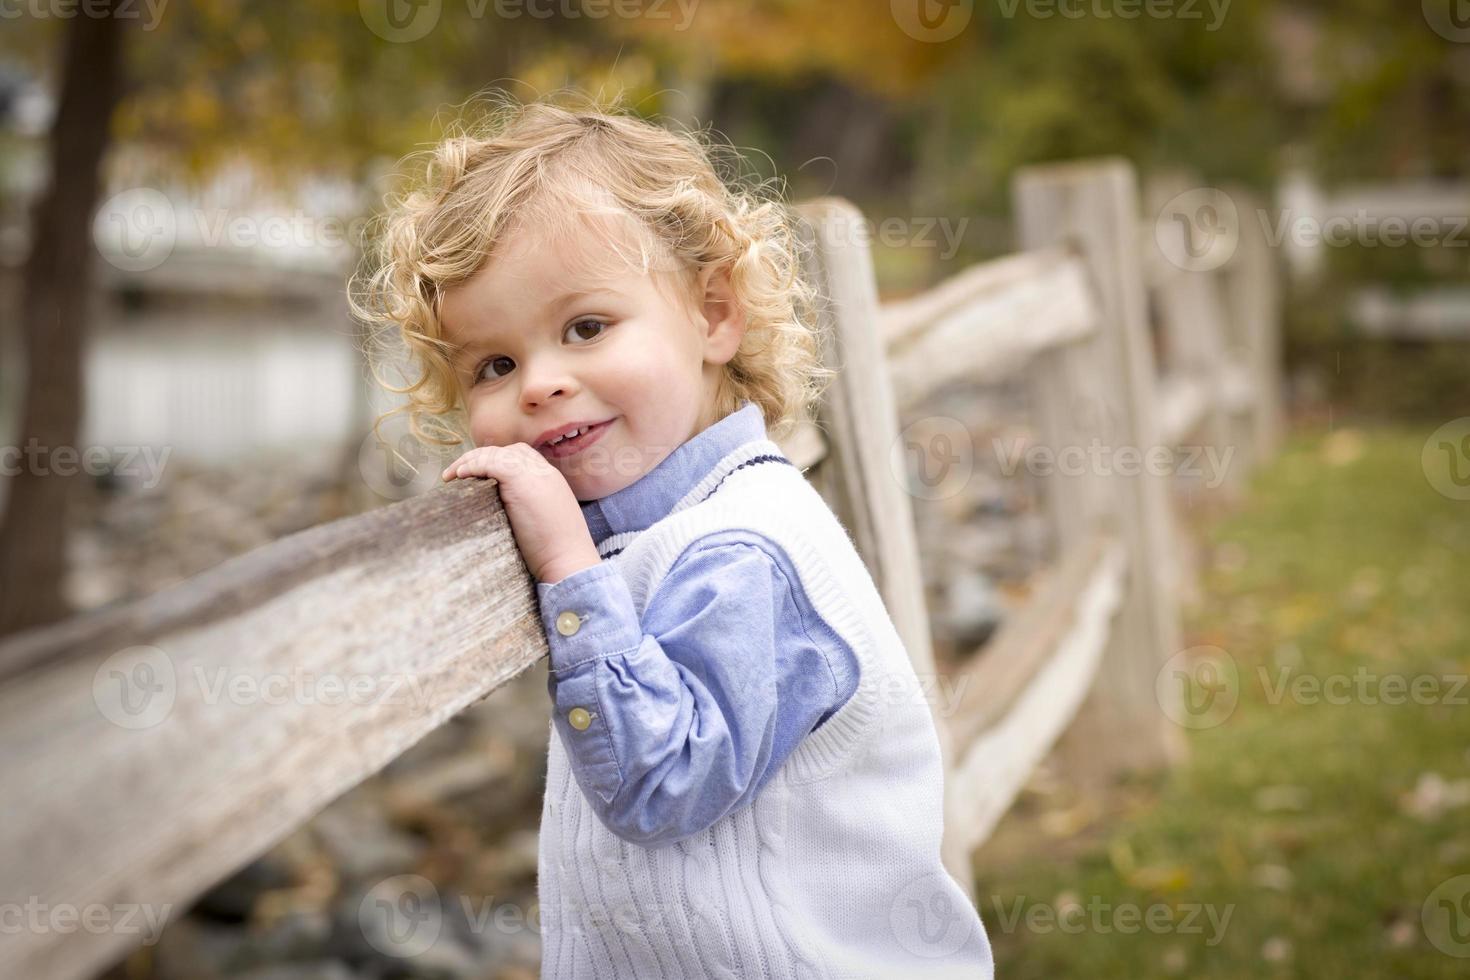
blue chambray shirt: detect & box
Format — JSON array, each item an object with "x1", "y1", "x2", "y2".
[{"x1": 534, "y1": 401, "x2": 862, "y2": 847}]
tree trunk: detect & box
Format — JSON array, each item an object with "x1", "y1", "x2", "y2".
[{"x1": 0, "y1": 5, "x2": 127, "y2": 638}]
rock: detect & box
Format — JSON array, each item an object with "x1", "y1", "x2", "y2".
[
  {"x1": 313, "y1": 793, "x2": 425, "y2": 880},
  {"x1": 146, "y1": 914, "x2": 256, "y2": 980},
  {"x1": 330, "y1": 881, "x2": 482, "y2": 979},
  {"x1": 193, "y1": 852, "x2": 298, "y2": 924},
  {"x1": 942, "y1": 570, "x2": 1007, "y2": 651}
]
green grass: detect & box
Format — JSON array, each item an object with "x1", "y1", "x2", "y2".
[{"x1": 979, "y1": 425, "x2": 1470, "y2": 978}]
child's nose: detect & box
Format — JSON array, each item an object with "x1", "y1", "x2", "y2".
[{"x1": 518, "y1": 358, "x2": 577, "y2": 411}]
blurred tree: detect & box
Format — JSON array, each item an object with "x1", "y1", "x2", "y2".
[
  {"x1": 0, "y1": 6, "x2": 129, "y2": 637},
  {"x1": 0, "y1": 2, "x2": 680, "y2": 634},
  {"x1": 918, "y1": 0, "x2": 1282, "y2": 233},
  {"x1": 1301, "y1": 0, "x2": 1470, "y2": 183}
]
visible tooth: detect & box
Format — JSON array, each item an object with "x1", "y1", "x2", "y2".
[{"x1": 550, "y1": 426, "x2": 588, "y2": 447}]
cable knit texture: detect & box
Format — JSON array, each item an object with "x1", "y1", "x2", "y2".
[{"x1": 537, "y1": 435, "x2": 994, "y2": 978}]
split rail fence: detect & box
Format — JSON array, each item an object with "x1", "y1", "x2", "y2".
[{"x1": 0, "y1": 157, "x2": 1280, "y2": 980}]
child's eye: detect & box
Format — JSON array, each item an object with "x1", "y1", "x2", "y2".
[
  {"x1": 471, "y1": 320, "x2": 610, "y2": 386},
  {"x1": 474, "y1": 355, "x2": 516, "y2": 385},
  {"x1": 566, "y1": 318, "x2": 610, "y2": 343}
]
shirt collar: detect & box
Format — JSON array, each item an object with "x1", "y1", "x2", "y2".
[{"x1": 580, "y1": 400, "x2": 767, "y2": 545}]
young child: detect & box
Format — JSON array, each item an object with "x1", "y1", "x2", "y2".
[{"x1": 354, "y1": 94, "x2": 993, "y2": 979}]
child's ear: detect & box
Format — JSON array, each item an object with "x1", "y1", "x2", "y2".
[{"x1": 696, "y1": 263, "x2": 745, "y2": 366}]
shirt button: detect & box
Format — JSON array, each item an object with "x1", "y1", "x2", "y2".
[
  {"x1": 568, "y1": 707, "x2": 592, "y2": 731},
  {"x1": 555, "y1": 611, "x2": 582, "y2": 636}
]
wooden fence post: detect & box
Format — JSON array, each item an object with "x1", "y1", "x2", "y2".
[
  {"x1": 1144, "y1": 173, "x2": 1243, "y2": 500},
  {"x1": 1013, "y1": 159, "x2": 1185, "y2": 777},
  {"x1": 1221, "y1": 184, "x2": 1284, "y2": 469},
  {"x1": 795, "y1": 198, "x2": 976, "y2": 902}
]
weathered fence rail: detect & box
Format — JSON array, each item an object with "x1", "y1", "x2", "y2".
[{"x1": 0, "y1": 156, "x2": 1280, "y2": 980}]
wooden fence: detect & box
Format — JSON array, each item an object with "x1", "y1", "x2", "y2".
[{"x1": 0, "y1": 157, "x2": 1280, "y2": 980}]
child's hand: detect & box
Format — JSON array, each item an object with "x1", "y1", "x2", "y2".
[{"x1": 440, "y1": 444, "x2": 601, "y2": 584}]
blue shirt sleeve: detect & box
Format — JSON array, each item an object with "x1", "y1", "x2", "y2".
[{"x1": 534, "y1": 530, "x2": 861, "y2": 847}]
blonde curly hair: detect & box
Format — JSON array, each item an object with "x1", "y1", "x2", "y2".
[{"x1": 348, "y1": 91, "x2": 834, "y2": 451}]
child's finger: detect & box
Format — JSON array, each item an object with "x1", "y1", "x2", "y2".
[
  {"x1": 440, "y1": 445, "x2": 510, "y2": 481},
  {"x1": 441, "y1": 447, "x2": 480, "y2": 479}
]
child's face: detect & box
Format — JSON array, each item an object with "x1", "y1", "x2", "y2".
[{"x1": 440, "y1": 211, "x2": 744, "y2": 501}]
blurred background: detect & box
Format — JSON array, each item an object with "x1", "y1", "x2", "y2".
[{"x1": 2, "y1": 1, "x2": 1468, "y2": 977}]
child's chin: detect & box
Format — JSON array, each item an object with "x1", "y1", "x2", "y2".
[{"x1": 569, "y1": 465, "x2": 643, "y2": 502}]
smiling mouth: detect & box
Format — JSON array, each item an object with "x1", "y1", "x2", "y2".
[{"x1": 540, "y1": 419, "x2": 614, "y2": 459}]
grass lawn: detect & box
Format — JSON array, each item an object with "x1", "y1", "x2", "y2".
[{"x1": 975, "y1": 425, "x2": 1470, "y2": 978}]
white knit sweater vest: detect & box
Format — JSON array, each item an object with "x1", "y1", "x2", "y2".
[{"x1": 537, "y1": 439, "x2": 994, "y2": 979}]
